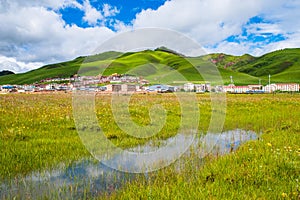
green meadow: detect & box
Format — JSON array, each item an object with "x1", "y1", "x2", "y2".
[
  {"x1": 0, "y1": 93, "x2": 299, "y2": 199},
  {"x1": 1, "y1": 48, "x2": 300, "y2": 86}
]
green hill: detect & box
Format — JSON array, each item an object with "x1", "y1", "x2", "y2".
[
  {"x1": 0, "y1": 70, "x2": 14, "y2": 76},
  {"x1": 0, "y1": 48, "x2": 299, "y2": 85},
  {"x1": 206, "y1": 48, "x2": 300, "y2": 84},
  {"x1": 0, "y1": 51, "x2": 122, "y2": 85},
  {"x1": 76, "y1": 49, "x2": 258, "y2": 85}
]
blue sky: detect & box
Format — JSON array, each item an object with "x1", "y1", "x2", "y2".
[
  {"x1": 0, "y1": 0, "x2": 300, "y2": 72},
  {"x1": 60, "y1": 0, "x2": 168, "y2": 29}
]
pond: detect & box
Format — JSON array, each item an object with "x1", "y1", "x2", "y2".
[{"x1": 0, "y1": 129, "x2": 257, "y2": 199}]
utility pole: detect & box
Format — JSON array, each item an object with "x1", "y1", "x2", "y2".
[
  {"x1": 230, "y1": 76, "x2": 234, "y2": 93},
  {"x1": 268, "y1": 74, "x2": 271, "y2": 93}
]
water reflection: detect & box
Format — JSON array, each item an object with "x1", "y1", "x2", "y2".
[{"x1": 0, "y1": 129, "x2": 257, "y2": 199}]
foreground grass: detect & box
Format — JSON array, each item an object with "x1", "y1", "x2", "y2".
[
  {"x1": 0, "y1": 92, "x2": 195, "y2": 178},
  {"x1": 0, "y1": 93, "x2": 89, "y2": 178},
  {"x1": 0, "y1": 93, "x2": 299, "y2": 199},
  {"x1": 106, "y1": 94, "x2": 300, "y2": 200},
  {"x1": 106, "y1": 129, "x2": 299, "y2": 199}
]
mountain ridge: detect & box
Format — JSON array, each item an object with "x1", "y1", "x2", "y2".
[{"x1": 0, "y1": 48, "x2": 299, "y2": 85}]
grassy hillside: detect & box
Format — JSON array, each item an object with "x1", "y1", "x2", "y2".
[
  {"x1": 0, "y1": 57, "x2": 82, "y2": 85},
  {"x1": 207, "y1": 48, "x2": 300, "y2": 84},
  {"x1": 77, "y1": 50, "x2": 259, "y2": 85},
  {"x1": 0, "y1": 52, "x2": 122, "y2": 85},
  {"x1": 0, "y1": 70, "x2": 14, "y2": 76},
  {"x1": 1, "y1": 48, "x2": 299, "y2": 85}
]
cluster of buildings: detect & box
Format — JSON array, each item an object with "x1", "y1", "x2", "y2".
[
  {"x1": 74, "y1": 73, "x2": 149, "y2": 86},
  {"x1": 0, "y1": 73, "x2": 299, "y2": 94},
  {"x1": 0, "y1": 74, "x2": 148, "y2": 93},
  {"x1": 220, "y1": 83, "x2": 299, "y2": 93}
]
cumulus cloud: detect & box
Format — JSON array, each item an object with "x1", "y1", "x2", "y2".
[
  {"x1": 102, "y1": 3, "x2": 120, "y2": 17},
  {"x1": 246, "y1": 23, "x2": 283, "y2": 36},
  {"x1": 82, "y1": 0, "x2": 103, "y2": 25},
  {"x1": 0, "y1": 0, "x2": 78, "y2": 11},
  {"x1": 1, "y1": 0, "x2": 300, "y2": 73},
  {"x1": 203, "y1": 0, "x2": 300, "y2": 57},
  {"x1": 127, "y1": 0, "x2": 300, "y2": 56},
  {"x1": 76, "y1": 1, "x2": 120, "y2": 26},
  {"x1": 0, "y1": 56, "x2": 43, "y2": 73},
  {"x1": 205, "y1": 30, "x2": 300, "y2": 57},
  {"x1": 132, "y1": 0, "x2": 265, "y2": 44},
  {"x1": 0, "y1": 0, "x2": 116, "y2": 72}
]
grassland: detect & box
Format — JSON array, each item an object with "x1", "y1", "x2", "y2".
[
  {"x1": 0, "y1": 93, "x2": 299, "y2": 199},
  {"x1": 207, "y1": 48, "x2": 300, "y2": 84},
  {"x1": 2, "y1": 48, "x2": 300, "y2": 86},
  {"x1": 108, "y1": 94, "x2": 300, "y2": 199}
]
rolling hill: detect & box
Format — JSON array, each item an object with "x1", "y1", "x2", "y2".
[
  {"x1": 0, "y1": 70, "x2": 14, "y2": 77},
  {"x1": 206, "y1": 48, "x2": 300, "y2": 84},
  {"x1": 0, "y1": 48, "x2": 299, "y2": 85}
]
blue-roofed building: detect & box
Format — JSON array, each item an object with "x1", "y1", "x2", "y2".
[{"x1": 147, "y1": 84, "x2": 175, "y2": 93}]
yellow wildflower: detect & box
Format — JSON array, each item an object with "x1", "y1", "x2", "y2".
[{"x1": 281, "y1": 192, "x2": 288, "y2": 198}]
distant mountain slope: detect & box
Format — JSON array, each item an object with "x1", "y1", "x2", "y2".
[
  {"x1": 76, "y1": 49, "x2": 258, "y2": 85},
  {"x1": 0, "y1": 48, "x2": 299, "y2": 85},
  {"x1": 0, "y1": 70, "x2": 14, "y2": 77},
  {"x1": 0, "y1": 51, "x2": 122, "y2": 85},
  {"x1": 206, "y1": 48, "x2": 300, "y2": 83}
]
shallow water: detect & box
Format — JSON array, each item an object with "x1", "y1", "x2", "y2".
[{"x1": 0, "y1": 129, "x2": 257, "y2": 199}]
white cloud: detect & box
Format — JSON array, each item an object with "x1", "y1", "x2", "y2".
[
  {"x1": 102, "y1": 3, "x2": 120, "y2": 17},
  {"x1": 72, "y1": 1, "x2": 120, "y2": 26},
  {"x1": 0, "y1": 56, "x2": 43, "y2": 73},
  {"x1": 1, "y1": 0, "x2": 300, "y2": 74},
  {"x1": 0, "y1": 1, "x2": 115, "y2": 71},
  {"x1": 82, "y1": 0, "x2": 103, "y2": 25},
  {"x1": 131, "y1": 0, "x2": 265, "y2": 44},
  {"x1": 202, "y1": 0, "x2": 300, "y2": 57},
  {"x1": 246, "y1": 23, "x2": 283, "y2": 36},
  {"x1": 257, "y1": 32, "x2": 300, "y2": 54},
  {"x1": 125, "y1": 0, "x2": 300, "y2": 56},
  {"x1": 205, "y1": 30, "x2": 300, "y2": 57},
  {"x1": 0, "y1": 0, "x2": 79, "y2": 11}
]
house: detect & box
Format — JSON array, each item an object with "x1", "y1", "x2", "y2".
[
  {"x1": 1, "y1": 85, "x2": 15, "y2": 92},
  {"x1": 222, "y1": 84, "x2": 235, "y2": 93},
  {"x1": 24, "y1": 85, "x2": 35, "y2": 92},
  {"x1": 106, "y1": 84, "x2": 139, "y2": 93},
  {"x1": 232, "y1": 86, "x2": 249, "y2": 93},
  {"x1": 222, "y1": 84, "x2": 249, "y2": 93},
  {"x1": 183, "y1": 83, "x2": 195, "y2": 92},
  {"x1": 263, "y1": 83, "x2": 299, "y2": 93},
  {"x1": 106, "y1": 84, "x2": 121, "y2": 92},
  {"x1": 274, "y1": 83, "x2": 299, "y2": 92},
  {"x1": 147, "y1": 84, "x2": 174, "y2": 92},
  {"x1": 121, "y1": 84, "x2": 137, "y2": 92},
  {"x1": 248, "y1": 85, "x2": 263, "y2": 91},
  {"x1": 17, "y1": 89, "x2": 26, "y2": 93},
  {"x1": 263, "y1": 84, "x2": 276, "y2": 93},
  {"x1": 140, "y1": 79, "x2": 149, "y2": 85},
  {"x1": 194, "y1": 84, "x2": 206, "y2": 93}
]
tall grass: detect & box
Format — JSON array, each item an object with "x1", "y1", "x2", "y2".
[
  {"x1": 106, "y1": 93, "x2": 300, "y2": 199},
  {"x1": 0, "y1": 93, "x2": 299, "y2": 199}
]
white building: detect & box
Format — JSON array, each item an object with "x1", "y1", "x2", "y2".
[
  {"x1": 248, "y1": 85, "x2": 263, "y2": 91},
  {"x1": 222, "y1": 84, "x2": 254, "y2": 93},
  {"x1": 232, "y1": 86, "x2": 249, "y2": 93},
  {"x1": 147, "y1": 84, "x2": 175, "y2": 92},
  {"x1": 106, "y1": 84, "x2": 139, "y2": 93},
  {"x1": 275, "y1": 83, "x2": 299, "y2": 92},
  {"x1": 183, "y1": 83, "x2": 195, "y2": 92},
  {"x1": 263, "y1": 83, "x2": 299, "y2": 93},
  {"x1": 222, "y1": 84, "x2": 235, "y2": 93}
]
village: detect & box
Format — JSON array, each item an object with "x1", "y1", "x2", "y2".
[{"x1": 0, "y1": 73, "x2": 299, "y2": 94}]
